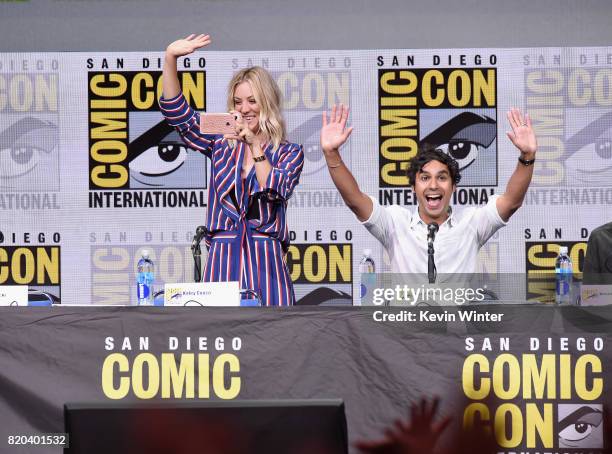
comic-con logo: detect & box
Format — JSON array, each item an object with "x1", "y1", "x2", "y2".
[
  {"x1": 463, "y1": 336, "x2": 604, "y2": 451},
  {"x1": 0, "y1": 245, "x2": 61, "y2": 300},
  {"x1": 90, "y1": 243, "x2": 193, "y2": 305},
  {"x1": 525, "y1": 240, "x2": 586, "y2": 303},
  {"x1": 272, "y1": 65, "x2": 350, "y2": 188},
  {"x1": 0, "y1": 69, "x2": 60, "y2": 195},
  {"x1": 377, "y1": 67, "x2": 497, "y2": 204},
  {"x1": 287, "y1": 241, "x2": 353, "y2": 305},
  {"x1": 87, "y1": 69, "x2": 208, "y2": 208},
  {"x1": 524, "y1": 64, "x2": 612, "y2": 187},
  {"x1": 102, "y1": 335, "x2": 242, "y2": 400}
]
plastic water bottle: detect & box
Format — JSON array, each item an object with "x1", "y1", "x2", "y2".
[
  {"x1": 136, "y1": 250, "x2": 155, "y2": 305},
  {"x1": 555, "y1": 246, "x2": 572, "y2": 305},
  {"x1": 359, "y1": 249, "x2": 376, "y2": 304}
]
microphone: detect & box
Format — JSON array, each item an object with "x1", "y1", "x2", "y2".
[
  {"x1": 427, "y1": 222, "x2": 438, "y2": 284},
  {"x1": 427, "y1": 222, "x2": 439, "y2": 244},
  {"x1": 191, "y1": 226, "x2": 206, "y2": 250}
]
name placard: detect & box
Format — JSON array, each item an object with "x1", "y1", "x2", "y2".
[
  {"x1": 0, "y1": 286, "x2": 28, "y2": 306},
  {"x1": 164, "y1": 282, "x2": 240, "y2": 306},
  {"x1": 581, "y1": 285, "x2": 612, "y2": 306}
]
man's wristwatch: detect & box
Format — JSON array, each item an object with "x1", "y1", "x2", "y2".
[
  {"x1": 253, "y1": 155, "x2": 267, "y2": 163},
  {"x1": 518, "y1": 155, "x2": 536, "y2": 166}
]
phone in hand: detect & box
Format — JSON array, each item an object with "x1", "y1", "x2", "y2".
[{"x1": 200, "y1": 113, "x2": 237, "y2": 135}]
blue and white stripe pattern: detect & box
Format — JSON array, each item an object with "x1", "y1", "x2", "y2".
[{"x1": 159, "y1": 93, "x2": 304, "y2": 306}]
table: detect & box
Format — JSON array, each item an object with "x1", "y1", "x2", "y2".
[{"x1": 1, "y1": 305, "x2": 611, "y2": 453}]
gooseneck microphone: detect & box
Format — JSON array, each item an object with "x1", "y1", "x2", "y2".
[
  {"x1": 191, "y1": 226, "x2": 206, "y2": 283},
  {"x1": 427, "y1": 222, "x2": 439, "y2": 284}
]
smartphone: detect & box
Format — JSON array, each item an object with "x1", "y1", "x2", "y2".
[{"x1": 200, "y1": 113, "x2": 237, "y2": 135}]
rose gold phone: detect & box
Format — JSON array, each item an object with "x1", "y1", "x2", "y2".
[{"x1": 200, "y1": 113, "x2": 237, "y2": 135}]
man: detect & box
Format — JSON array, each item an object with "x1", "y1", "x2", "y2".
[
  {"x1": 320, "y1": 105, "x2": 537, "y2": 274},
  {"x1": 583, "y1": 221, "x2": 612, "y2": 284}
]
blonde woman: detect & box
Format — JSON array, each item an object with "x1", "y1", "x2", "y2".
[{"x1": 160, "y1": 34, "x2": 304, "y2": 306}]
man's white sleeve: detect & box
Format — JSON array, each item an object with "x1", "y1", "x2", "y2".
[
  {"x1": 361, "y1": 195, "x2": 392, "y2": 249},
  {"x1": 475, "y1": 194, "x2": 507, "y2": 247}
]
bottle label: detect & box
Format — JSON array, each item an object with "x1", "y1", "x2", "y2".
[
  {"x1": 137, "y1": 283, "x2": 150, "y2": 299},
  {"x1": 360, "y1": 273, "x2": 376, "y2": 301},
  {"x1": 556, "y1": 280, "x2": 569, "y2": 295}
]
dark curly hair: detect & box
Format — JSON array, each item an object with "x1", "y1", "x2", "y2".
[{"x1": 406, "y1": 143, "x2": 462, "y2": 187}]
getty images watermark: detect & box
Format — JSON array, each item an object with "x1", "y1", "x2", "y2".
[
  {"x1": 361, "y1": 273, "x2": 534, "y2": 307},
  {"x1": 371, "y1": 284, "x2": 487, "y2": 306},
  {"x1": 364, "y1": 280, "x2": 506, "y2": 324}
]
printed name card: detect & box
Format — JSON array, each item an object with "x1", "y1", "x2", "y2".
[
  {"x1": 164, "y1": 282, "x2": 240, "y2": 307},
  {"x1": 0, "y1": 286, "x2": 28, "y2": 306},
  {"x1": 581, "y1": 285, "x2": 612, "y2": 306}
]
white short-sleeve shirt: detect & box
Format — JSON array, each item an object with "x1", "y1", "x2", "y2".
[{"x1": 362, "y1": 195, "x2": 506, "y2": 274}]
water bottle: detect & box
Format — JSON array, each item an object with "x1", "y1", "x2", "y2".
[
  {"x1": 136, "y1": 250, "x2": 155, "y2": 305},
  {"x1": 359, "y1": 249, "x2": 376, "y2": 304},
  {"x1": 555, "y1": 246, "x2": 573, "y2": 305}
]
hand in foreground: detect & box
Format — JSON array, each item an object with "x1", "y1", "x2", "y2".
[
  {"x1": 166, "y1": 34, "x2": 211, "y2": 59},
  {"x1": 320, "y1": 104, "x2": 353, "y2": 154},
  {"x1": 506, "y1": 108, "x2": 537, "y2": 156},
  {"x1": 356, "y1": 397, "x2": 451, "y2": 454}
]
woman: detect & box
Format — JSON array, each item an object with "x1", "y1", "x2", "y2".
[{"x1": 159, "y1": 34, "x2": 304, "y2": 306}]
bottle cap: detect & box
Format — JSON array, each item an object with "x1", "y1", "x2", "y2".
[
  {"x1": 141, "y1": 249, "x2": 150, "y2": 259},
  {"x1": 363, "y1": 248, "x2": 372, "y2": 257},
  {"x1": 559, "y1": 246, "x2": 568, "y2": 254}
]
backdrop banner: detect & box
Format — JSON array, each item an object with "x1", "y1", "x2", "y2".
[{"x1": 1, "y1": 47, "x2": 611, "y2": 305}]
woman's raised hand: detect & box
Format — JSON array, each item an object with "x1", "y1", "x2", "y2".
[{"x1": 166, "y1": 34, "x2": 211, "y2": 59}]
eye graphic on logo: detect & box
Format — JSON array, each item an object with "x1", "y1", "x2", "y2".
[
  {"x1": 420, "y1": 112, "x2": 496, "y2": 171},
  {"x1": 130, "y1": 142, "x2": 189, "y2": 178},
  {"x1": 0, "y1": 117, "x2": 58, "y2": 183},
  {"x1": 559, "y1": 421, "x2": 595, "y2": 441},
  {"x1": 128, "y1": 119, "x2": 204, "y2": 188},
  {"x1": 564, "y1": 111, "x2": 612, "y2": 185},
  {"x1": 558, "y1": 405, "x2": 603, "y2": 448},
  {"x1": 288, "y1": 114, "x2": 325, "y2": 177},
  {"x1": 595, "y1": 138, "x2": 612, "y2": 159}
]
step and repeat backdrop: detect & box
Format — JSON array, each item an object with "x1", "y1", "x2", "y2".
[{"x1": 1, "y1": 47, "x2": 611, "y2": 305}]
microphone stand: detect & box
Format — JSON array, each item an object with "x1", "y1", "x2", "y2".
[
  {"x1": 427, "y1": 238, "x2": 436, "y2": 284},
  {"x1": 427, "y1": 223, "x2": 438, "y2": 284}
]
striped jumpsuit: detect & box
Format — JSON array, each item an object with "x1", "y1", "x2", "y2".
[{"x1": 159, "y1": 93, "x2": 304, "y2": 306}]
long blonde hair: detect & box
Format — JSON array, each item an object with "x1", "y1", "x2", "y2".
[{"x1": 227, "y1": 66, "x2": 286, "y2": 150}]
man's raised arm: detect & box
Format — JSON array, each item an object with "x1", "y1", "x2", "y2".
[
  {"x1": 320, "y1": 104, "x2": 373, "y2": 222},
  {"x1": 496, "y1": 108, "x2": 538, "y2": 222}
]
